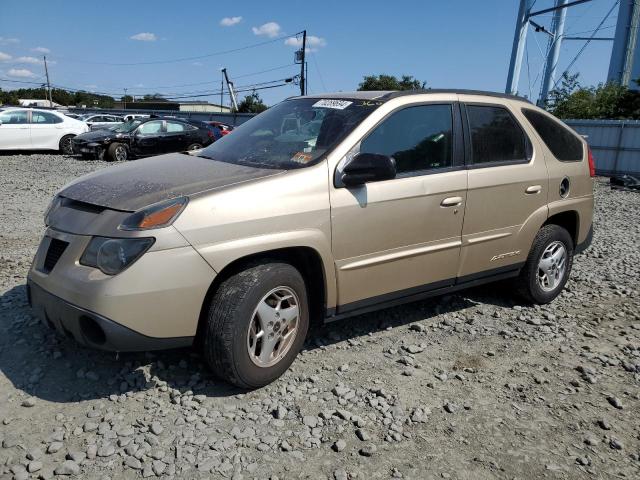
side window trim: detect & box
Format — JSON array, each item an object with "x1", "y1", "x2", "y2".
[
  {"x1": 462, "y1": 101, "x2": 533, "y2": 169},
  {"x1": 344, "y1": 101, "x2": 465, "y2": 182}
]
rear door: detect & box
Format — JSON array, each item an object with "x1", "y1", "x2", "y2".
[
  {"x1": 162, "y1": 120, "x2": 190, "y2": 152},
  {"x1": 30, "y1": 110, "x2": 64, "y2": 149},
  {"x1": 330, "y1": 101, "x2": 467, "y2": 311},
  {"x1": 0, "y1": 109, "x2": 31, "y2": 149},
  {"x1": 457, "y1": 98, "x2": 548, "y2": 280}
]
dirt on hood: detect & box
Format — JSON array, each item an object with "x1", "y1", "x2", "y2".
[{"x1": 59, "y1": 153, "x2": 284, "y2": 211}]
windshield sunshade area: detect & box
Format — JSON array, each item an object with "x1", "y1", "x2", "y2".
[
  {"x1": 112, "y1": 119, "x2": 144, "y2": 133},
  {"x1": 197, "y1": 98, "x2": 383, "y2": 169}
]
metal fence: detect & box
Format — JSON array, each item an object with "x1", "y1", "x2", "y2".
[
  {"x1": 67, "y1": 107, "x2": 256, "y2": 126},
  {"x1": 565, "y1": 119, "x2": 640, "y2": 176}
]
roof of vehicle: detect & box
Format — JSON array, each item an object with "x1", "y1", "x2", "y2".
[{"x1": 293, "y1": 89, "x2": 531, "y2": 103}]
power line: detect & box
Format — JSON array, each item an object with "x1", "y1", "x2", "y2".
[
  {"x1": 55, "y1": 32, "x2": 303, "y2": 66},
  {"x1": 552, "y1": 0, "x2": 620, "y2": 90}
]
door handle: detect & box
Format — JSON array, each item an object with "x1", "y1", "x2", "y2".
[
  {"x1": 525, "y1": 185, "x2": 542, "y2": 194},
  {"x1": 441, "y1": 196, "x2": 463, "y2": 207}
]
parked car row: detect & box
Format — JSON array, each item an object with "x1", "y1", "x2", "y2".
[
  {"x1": 72, "y1": 117, "x2": 220, "y2": 161},
  {"x1": 0, "y1": 107, "x2": 89, "y2": 153},
  {"x1": 0, "y1": 107, "x2": 233, "y2": 158}
]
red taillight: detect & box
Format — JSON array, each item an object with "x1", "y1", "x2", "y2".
[
  {"x1": 207, "y1": 130, "x2": 214, "y2": 138},
  {"x1": 588, "y1": 147, "x2": 596, "y2": 177}
]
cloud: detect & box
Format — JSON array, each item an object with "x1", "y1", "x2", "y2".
[
  {"x1": 15, "y1": 56, "x2": 42, "y2": 64},
  {"x1": 130, "y1": 32, "x2": 157, "y2": 42},
  {"x1": 32, "y1": 46, "x2": 50, "y2": 54},
  {"x1": 284, "y1": 35, "x2": 327, "y2": 52},
  {"x1": 220, "y1": 16, "x2": 242, "y2": 27},
  {"x1": 8, "y1": 68, "x2": 35, "y2": 78},
  {"x1": 252, "y1": 22, "x2": 281, "y2": 38},
  {"x1": 0, "y1": 37, "x2": 19, "y2": 45},
  {"x1": 0, "y1": 51, "x2": 12, "y2": 61},
  {"x1": 192, "y1": 61, "x2": 203, "y2": 67}
]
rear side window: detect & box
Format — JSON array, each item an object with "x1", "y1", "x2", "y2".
[
  {"x1": 467, "y1": 105, "x2": 528, "y2": 164},
  {"x1": 360, "y1": 104, "x2": 454, "y2": 174},
  {"x1": 31, "y1": 111, "x2": 63, "y2": 124},
  {"x1": 166, "y1": 121, "x2": 187, "y2": 133},
  {"x1": 522, "y1": 108, "x2": 583, "y2": 161}
]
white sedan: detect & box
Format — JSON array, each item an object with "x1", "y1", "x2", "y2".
[
  {"x1": 0, "y1": 108, "x2": 89, "y2": 154},
  {"x1": 80, "y1": 114, "x2": 123, "y2": 130}
]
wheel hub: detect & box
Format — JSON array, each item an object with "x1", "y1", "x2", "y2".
[
  {"x1": 247, "y1": 286, "x2": 300, "y2": 368},
  {"x1": 536, "y1": 241, "x2": 567, "y2": 292}
]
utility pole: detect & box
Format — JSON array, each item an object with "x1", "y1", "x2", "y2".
[
  {"x1": 221, "y1": 68, "x2": 238, "y2": 112},
  {"x1": 43, "y1": 55, "x2": 52, "y2": 107},
  {"x1": 300, "y1": 30, "x2": 307, "y2": 96},
  {"x1": 538, "y1": 0, "x2": 568, "y2": 105},
  {"x1": 506, "y1": 0, "x2": 532, "y2": 95},
  {"x1": 123, "y1": 88, "x2": 128, "y2": 110},
  {"x1": 220, "y1": 70, "x2": 224, "y2": 113}
]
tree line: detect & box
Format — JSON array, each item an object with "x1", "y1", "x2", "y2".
[{"x1": 3, "y1": 73, "x2": 639, "y2": 119}]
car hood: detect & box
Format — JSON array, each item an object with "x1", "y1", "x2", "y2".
[
  {"x1": 74, "y1": 129, "x2": 125, "y2": 142},
  {"x1": 59, "y1": 153, "x2": 285, "y2": 211}
]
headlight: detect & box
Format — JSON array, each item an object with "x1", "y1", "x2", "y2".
[
  {"x1": 119, "y1": 197, "x2": 188, "y2": 231},
  {"x1": 80, "y1": 237, "x2": 154, "y2": 275},
  {"x1": 44, "y1": 196, "x2": 63, "y2": 225}
]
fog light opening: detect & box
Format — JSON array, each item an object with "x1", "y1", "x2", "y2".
[{"x1": 80, "y1": 315, "x2": 106, "y2": 345}]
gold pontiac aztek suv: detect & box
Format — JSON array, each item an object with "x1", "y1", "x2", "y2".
[{"x1": 28, "y1": 90, "x2": 595, "y2": 388}]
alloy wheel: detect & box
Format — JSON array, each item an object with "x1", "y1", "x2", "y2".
[
  {"x1": 247, "y1": 286, "x2": 300, "y2": 368},
  {"x1": 537, "y1": 241, "x2": 567, "y2": 292}
]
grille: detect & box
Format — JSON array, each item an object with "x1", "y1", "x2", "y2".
[{"x1": 43, "y1": 238, "x2": 69, "y2": 274}]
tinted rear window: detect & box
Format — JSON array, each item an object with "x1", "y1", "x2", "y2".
[
  {"x1": 522, "y1": 108, "x2": 583, "y2": 161},
  {"x1": 467, "y1": 105, "x2": 528, "y2": 164}
]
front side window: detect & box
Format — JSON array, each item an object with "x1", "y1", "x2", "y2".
[
  {"x1": 137, "y1": 121, "x2": 163, "y2": 135},
  {"x1": 166, "y1": 121, "x2": 187, "y2": 133},
  {"x1": 467, "y1": 105, "x2": 527, "y2": 164},
  {"x1": 198, "y1": 98, "x2": 381, "y2": 169},
  {"x1": 0, "y1": 110, "x2": 29, "y2": 124},
  {"x1": 522, "y1": 108, "x2": 583, "y2": 161},
  {"x1": 360, "y1": 104, "x2": 453, "y2": 174}
]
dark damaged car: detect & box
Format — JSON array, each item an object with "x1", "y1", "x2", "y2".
[{"x1": 72, "y1": 117, "x2": 216, "y2": 161}]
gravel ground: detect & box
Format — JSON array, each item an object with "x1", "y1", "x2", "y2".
[{"x1": 0, "y1": 153, "x2": 639, "y2": 480}]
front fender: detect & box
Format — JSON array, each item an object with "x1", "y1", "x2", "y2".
[{"x1": 194, "y1": 229, "x2": 337, "y2": 310}]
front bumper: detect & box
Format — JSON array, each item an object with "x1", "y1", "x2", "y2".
[
  {"x1": 71, "y1": 141, "x2": 103, "y2": 156},
  {"x1": 27, "y1": 280, "x2": 192, "y2": 351},
  {"x1": 28, "y1": 228, "x2": 216, "y2": 350}
]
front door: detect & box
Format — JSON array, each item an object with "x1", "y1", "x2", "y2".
[
  {"x1": 132, "y1": 120, "x2": 164, "y2": 156},
  {"x1": 330, "y1": 103, "x2": 467, "y2": 312},
  {"x1": 0, "y1": 109, "x2": 31, "y2": 149},
  {"x1": 457, "y1": 98, "x2": 549, "y2": 279}
]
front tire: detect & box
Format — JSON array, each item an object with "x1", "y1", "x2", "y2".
[
  {"x1": 59, "y1": 135, "x2": 75, "y2": 155},
  {"x1": 203, "y1": 261, "x2": 309, "y2": 389},
  {"x1": 186, "y1": 143, "x2": 202, "y2": 151},
  {"x1": 516, "y1": 224, "x2": 574, "y2": 304},
  {"x1": 107, "y1": 143, "x2": 128, "y2": 162}
]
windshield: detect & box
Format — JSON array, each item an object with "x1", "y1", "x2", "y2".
[
  {"x1": 112, "y1": 119, "x2": 144, "y2": 133},
  {"x1": 197, "y1": 98, "x2": 382, "y2": 169}
]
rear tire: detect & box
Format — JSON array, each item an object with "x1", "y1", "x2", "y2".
[
  {"x1": 59, "y1": 135, "x2": 75, "y2": 155},
  {"x1": 186, "y1": 143, "x2": 202, "y2": 151},
  {"x1": 516, "y1": 224, "x2": 574, "y2": 304},
  {"x1": 203, "y1": 261, "x2": 309, "y2": 389},
  {"x1": 107, "y1": 143, "x2": 128, "y2": 162}
]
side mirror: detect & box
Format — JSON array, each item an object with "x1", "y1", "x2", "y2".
[{"x1": 341, "y1": 152, "x2": 396, "y2": 187}]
